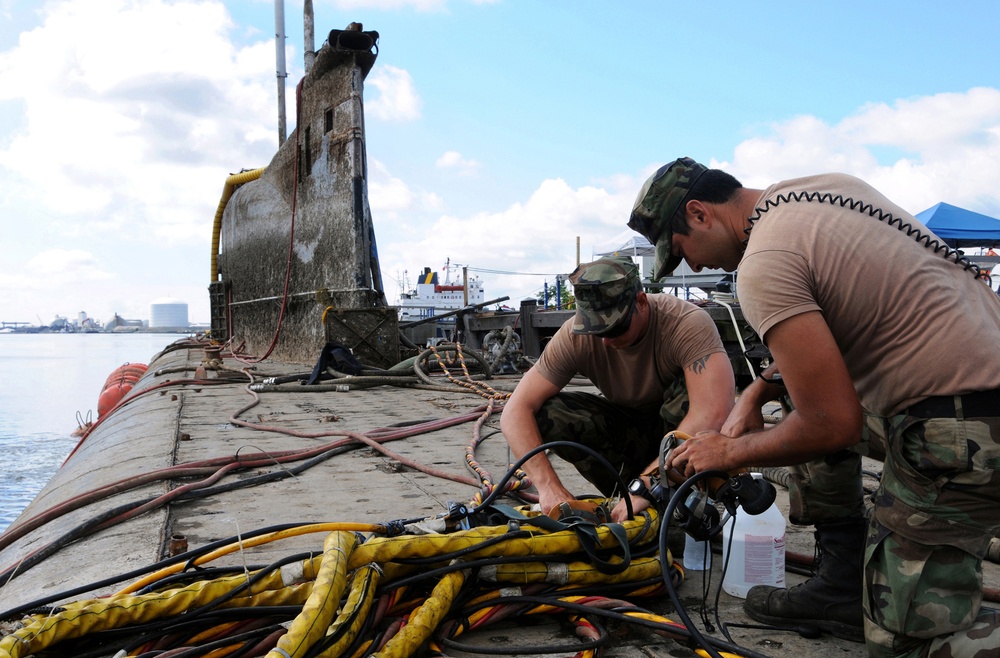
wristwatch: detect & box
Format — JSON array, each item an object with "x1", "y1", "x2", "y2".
[{"x1": 628, "y1": 477, "x2": 657, "y2": 504}]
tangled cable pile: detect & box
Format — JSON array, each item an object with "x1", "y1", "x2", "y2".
[
  {"x1": 0, "y1": 338, "x2": 784, "y2": 658},
  {"x1": 0, "y1": 508, "x2": 712, "y2": 658}
]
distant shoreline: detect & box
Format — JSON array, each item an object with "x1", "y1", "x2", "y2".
[{"x1": 0, "y1": 327, "x2": 205, "y2": 335}]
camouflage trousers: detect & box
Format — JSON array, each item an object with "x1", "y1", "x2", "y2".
[
  {"x1": 785, "y1": 411, "x2": 885, "y2": 525},
  {"x1": 788, "y1": 405, "x2": 1000, "y2": 657},
  {"x1": 532, "y1": 380, "x2": 689, "y2": 497}
]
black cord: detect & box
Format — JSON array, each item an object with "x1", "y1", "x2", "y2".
[
  {"x1": 713, "y1": 525, "x2": 738, "y2": 644},
  {"x1": 136, "y1": 564, "x2": 267, "y2": 594},
  {"x1": 660, "y1": 470, "x2": 766, "y2": 658},
  {"x1": 471, "y1": 440, "x2": 633, "y2": 519},
  {"x1": 70, "y1": 607, "x2": 300, "y2": 658},
  {"x1": 442, "y1": 594, "x2": 770, "y2": 658},
  {"x1": 134, "y1": 622, "x2": 287, "y2": 658},
  {"x1": 746, "y1": 190, "x2": 981, "y2": 276}
]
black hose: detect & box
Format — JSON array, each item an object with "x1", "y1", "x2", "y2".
[
  {"x1": 471, "y1": 440, "x2": 633, "y2": 521},
  {"x1": 660, "y1": 469, "x2": 748, "y2": 658},
  {"x1": 72, "y1": 607, "x2": 300, "y2": 658},
  {"x1": 442, "y1": 594, "x2": 771, "y2": 658}
]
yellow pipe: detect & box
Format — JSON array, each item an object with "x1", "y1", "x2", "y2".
[
  {"x1": 317, "y1": 563, "x2": 382, "y2": 658},
  {"x1": 269, "y1": 532, "x2": 358, "y2": 658},
  {"x1": 349, "y1": 514, "x2": 659, "y2": 569},
  {"x1": 211, "y1": 167, "x2": 266, "y2": 281},
  {"x1": 482, "y1": 556, "x2": 663, "y2": 586},
  {"x1": 116, "y1": 522, "x2": 382, "y2": 596},
  {"x1": 375, "y1": 569, "x2": 465, "y2": 658},
  {"x1": 0, "y1": 571, "x2": 309, "y2": 658},
  {"x1": 0, "y1": 514, "x2": 669, "y2": 658}
]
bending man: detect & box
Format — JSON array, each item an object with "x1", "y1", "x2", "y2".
[
  {"x1": 629, "y1": 157, "x2": 1000, "y2": 656},
  {"x1": 500, "y1": 255, "x2": 735, "y2": 523}
]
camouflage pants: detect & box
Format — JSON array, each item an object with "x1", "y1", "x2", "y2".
[
  {"x1": 785, "y1": 411, "x2": 886, "y2": 524},
  {"x1": 789, "y1": 404, "x2": 1000, "y2": 657},
  {"x1": 862, "y1": 411, "x2": 1000, "y2": 657},
  {"x1": 533, "y1": 380, "x2": 689, "y2": 497}
]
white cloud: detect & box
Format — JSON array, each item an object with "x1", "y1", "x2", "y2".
[
  {"x1": 719, "y1": 88, "x2": 1000, "y2": 216},
  {"x1": 330, "y1": 0, "x2": 448, "y2": 10},
  {"x1": 366, "y1": 65, "x2": 421, "y2": 121},
  {"x1": 379, "y1": 177, "x2": 637, "y2": 304},
  {"x1": 0, "y1": 0, "x2": 277, "y2": 245},
  {"x1": 380, "y1": 87, "x2": 1000, "y2": 304},
  {"x1": 368, "y1": 158, "x2": 444, "y2": 221},
  {"x1": 435, "y1": 150, "x2": 480, "y2": 176},
  {"x1": 25, "y1": 249, "x2": 113, "y2": 286},
  {"x1": 0, "y1": 248, "x2": 117, "y2": 323}
]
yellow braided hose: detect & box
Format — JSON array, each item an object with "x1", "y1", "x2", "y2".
[
  {"x1": 0, "y1": 515, "x2": 665, "y2": 658},
  {"x1": 374, "y1": 569, "x2": 466, "y2": 658},
  {"x1": 0, "y1": 569, "x2": 306, "y2": 658},
  {"x1": 117, "y1": 522, "x2": 381, "y2": 595},
  {"x1": 317, "y1": 563, "x2": 382, "y2": 658},
  {"x1": 349, "y1": 513, "x2": 659, "y2": 569},
  {"x1": 268, "y1": 531, "x2": 358, "y2": 658},
  {"x1": 211, "y1": 167, "x2": 266, "y2": 281},
  {"x1": 479, "y1": 555, "x2": 664, "y2": 586}
]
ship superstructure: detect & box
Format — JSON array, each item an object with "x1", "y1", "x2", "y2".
[{"x1": 397, "y1": 262, "x2": 485, "y2": 324}]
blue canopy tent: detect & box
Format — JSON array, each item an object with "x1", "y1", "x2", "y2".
[{"x1": 915, "y1": 202, "x2": 1000, "y2": 248}]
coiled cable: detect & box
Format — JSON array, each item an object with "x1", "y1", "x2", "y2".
[{"x1": 746, "y1": 189, "x2": 981, "y2": 276}]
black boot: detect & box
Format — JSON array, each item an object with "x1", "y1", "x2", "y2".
[{"x1": 743, "y1": 518, "x2": 865, "y2": 643}]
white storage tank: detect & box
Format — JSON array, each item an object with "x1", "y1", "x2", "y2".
[{"x1": 150, "y1": 298, "x2": 189, "y2": 328}]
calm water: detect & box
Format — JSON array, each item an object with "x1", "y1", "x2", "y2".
[{"x1": 0, "y1": 333, "x2": 182, "y2": 532}]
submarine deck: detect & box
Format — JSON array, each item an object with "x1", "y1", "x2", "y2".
[{"x1": 0, "y1": 337, "x2": 995, "y2": 657}]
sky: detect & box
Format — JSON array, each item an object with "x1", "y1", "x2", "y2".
[{"x1": 2, "y1": 0, "x2": 999, "y2": 326}]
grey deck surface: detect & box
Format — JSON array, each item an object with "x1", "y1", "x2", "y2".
[{"x1": 1, "y1": 338, "x2": 995, "y2": 657}]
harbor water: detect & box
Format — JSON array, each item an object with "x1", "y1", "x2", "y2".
[{"x1": 0, "y1": 333, "x2": 180, "y2": 532}]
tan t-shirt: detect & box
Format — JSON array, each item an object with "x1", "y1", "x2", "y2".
[
  {"x1": 534, "y1": 294, "x2": 726, "y2": 413},
  {"x1": 738, "y1": 173, "x2": 1000, "y2": 416}
]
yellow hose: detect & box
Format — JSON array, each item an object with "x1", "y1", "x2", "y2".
[
  {"x1": 481, "y1": 555, "x2": 663, "y2": 586},
  {"x1": 0, "y1": 568, "x2": 309, "y2": 658},
  {"x1": 269, "y1": 531, "x2": 358, "y2": 658},
  {"x1": 349, "y1": 514, "x2": 659, "y2": 569},
  {"x1": 0, "y1": 513, "x2": 676, "y2": 658},
  {"x1": 117, "y1": 522, "x2": 382, "y2": 595},
  {"x1": 375, "y1": 569, "x2": 465, "y2": 658},
  {"x1": 211, "y1": 167, "x2": 266, "y2": 281},
  {"x1": 317, "y1": 563, "x2": 382, "y2": 658}
]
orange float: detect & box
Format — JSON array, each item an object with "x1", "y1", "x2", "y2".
[{"x1": 97, "y1": 363, "x2": 148, "y2": 418}]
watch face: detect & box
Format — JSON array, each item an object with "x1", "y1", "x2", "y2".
[{"x1": 628, "y1": 479, "x2": 645, "y2": 496}]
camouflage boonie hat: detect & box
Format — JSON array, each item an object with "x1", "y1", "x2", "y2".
[
  {"x1": 627, "y1": 157, "x2": 708, "y2": 279},
  {"x1": 568, "y1": 256, "x2": 640, "y2": 335}
]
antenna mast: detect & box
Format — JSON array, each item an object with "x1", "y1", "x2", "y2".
[
  {"x1": 274, "y1": 1, "x2": 287, "y2": 145},
  {"x1": 303, "y1": 0, "x2": 315, "y2": 73}
]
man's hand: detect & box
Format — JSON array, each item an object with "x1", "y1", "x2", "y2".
[
  {"x1": 538, "y1": 482, "x2": 580, "y2": 519},
  {"x1": 500, "y1": 368, "x2": 578, "y2": 518},
  {"x1": 611, "y1": 495, "x2": 650, "y2": 523},
  {"x1": 666, "y1": 430, "x2": 737, "y2": 479},
  {"x1": 721, "y1": 397, "x2": 765, "y2": 436}
]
